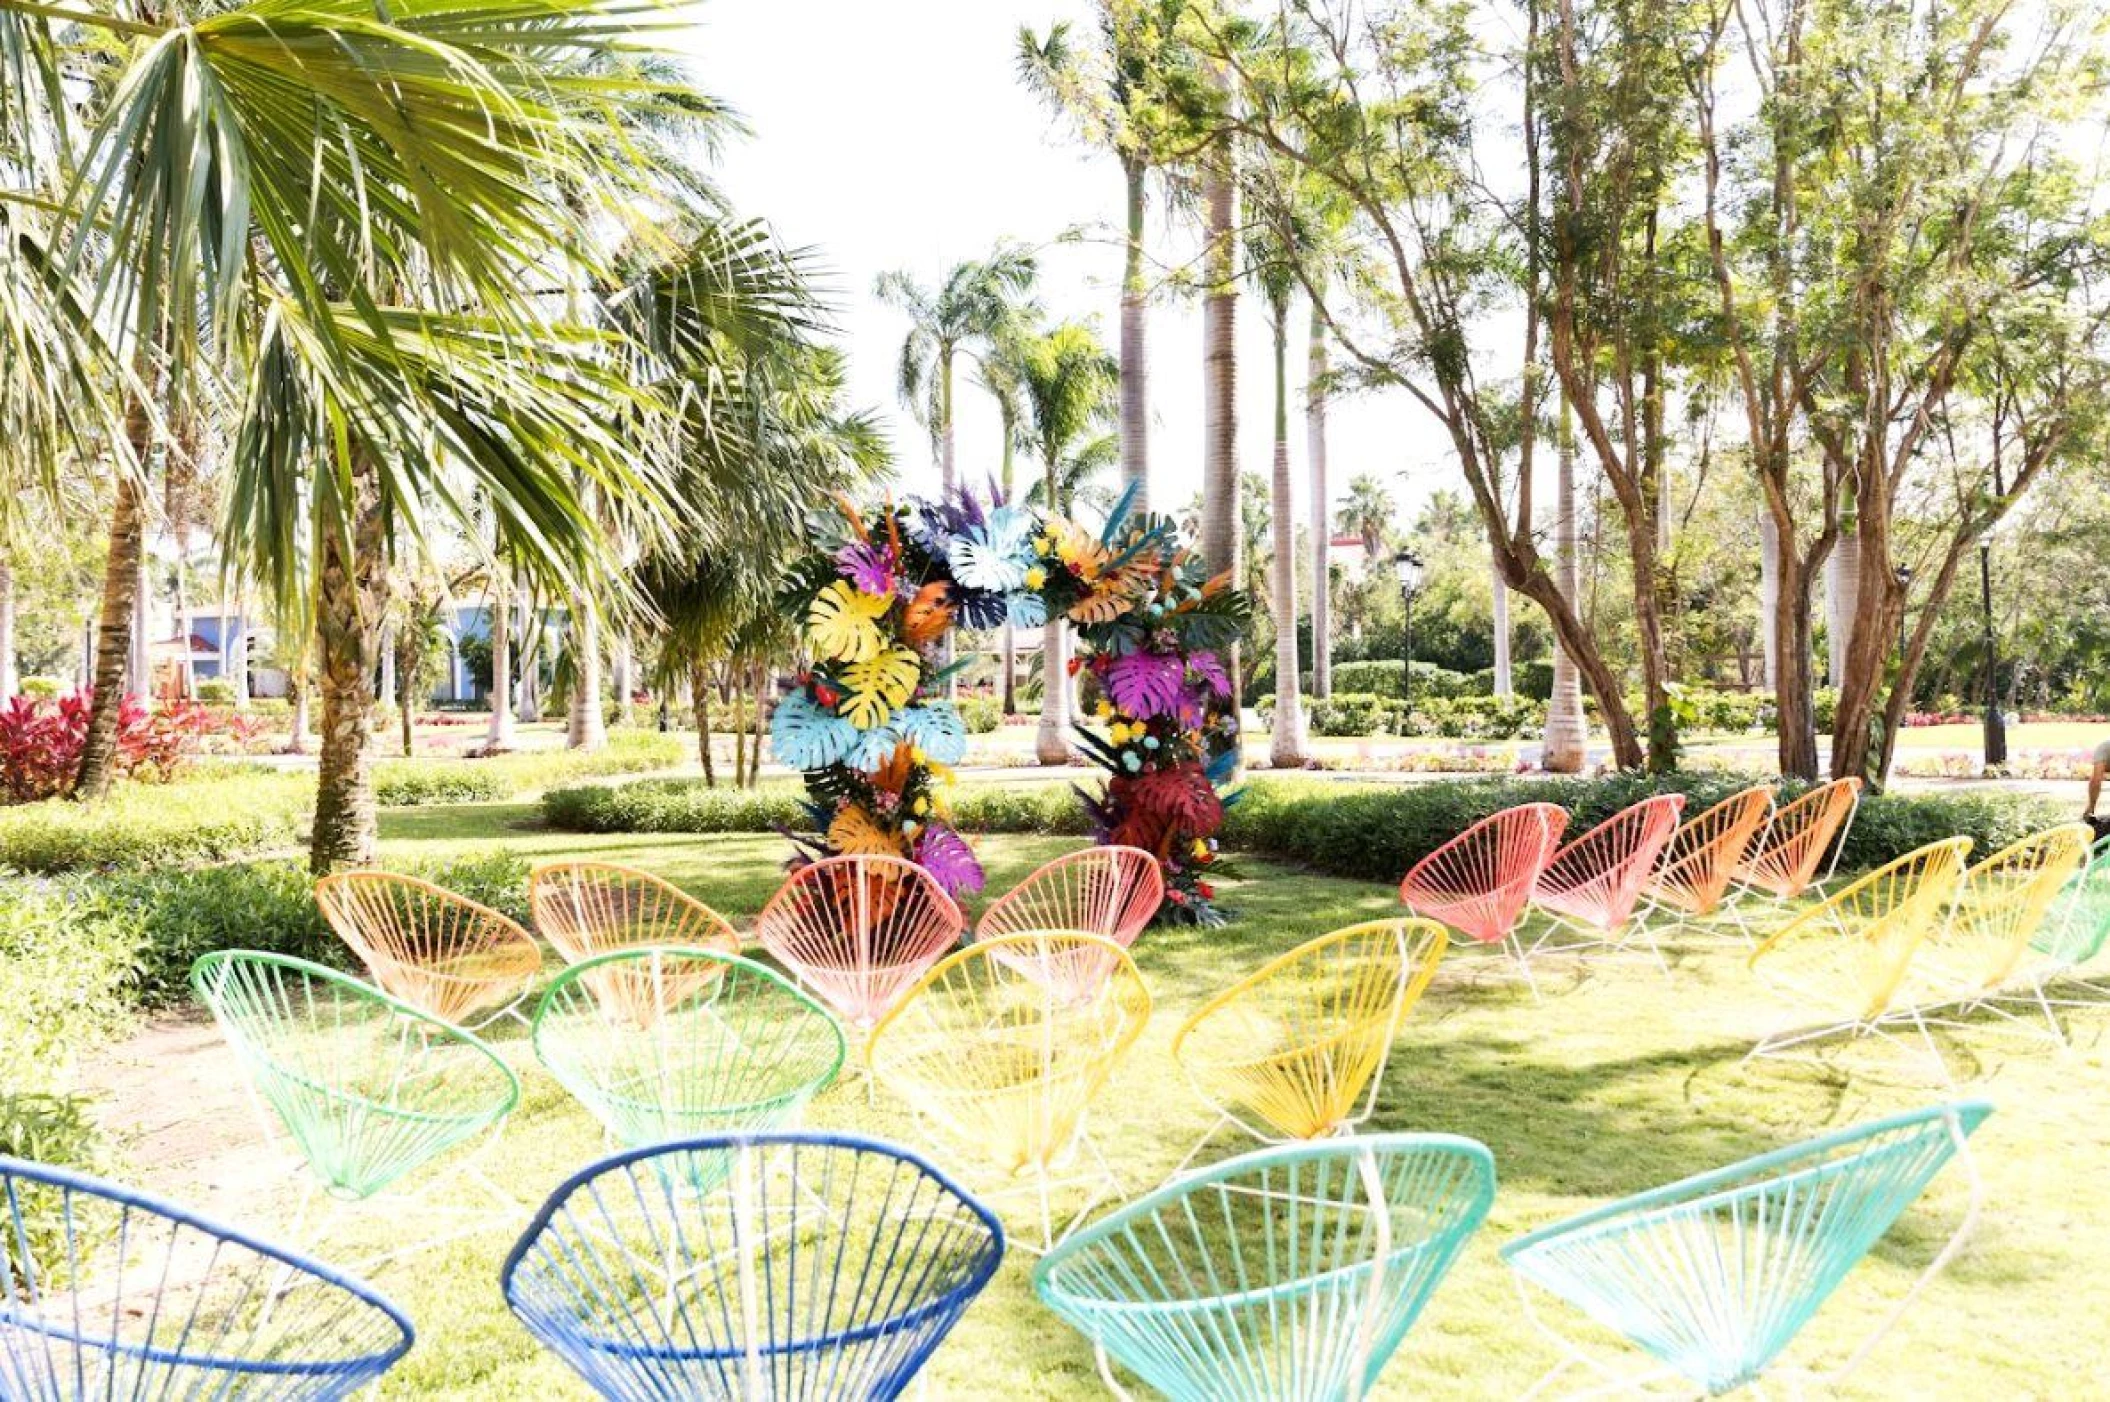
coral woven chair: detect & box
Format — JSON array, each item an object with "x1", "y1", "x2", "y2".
[
  {"x1": 1528, "y1": 793, "x2": 1687, "y2": 970},
  {"x1": 1034, "y1": 1134, "x2": 1496, "y2": 1402},
  {"x1": 1728, "y1": 777, "x2": 1863, "y2": 936},
  {"x1": 754, "y1": 854, "x2": 965, "y2": 1033},
  {"x1": 1170, "y1": 919, "x2": 1447, "y2": 1163},
  {"x1": 867, "y1": 932, "x2": 1151, "y2": 1251},
  {"x1": 2000, "y1": 831, "x2": 2110, "y2": 1037},
  {"x1": 530, "y1": 862, "x2": 741, "y2": 1021},
  {"x1": 315, "y1": 871, "x2": 542, "y2": 1028},
  {"x1": 1896, "y1": 824, "x2": 2091, "y2": 1027},
  {"x1": 191, "y1": 951, "x2": 520, "y2": 1204},
  {"x1": 1640, "y1": 783, "x2": 1776, "y2": 927},
  {"x1": 502, "y1": 1132, "x2": 1004, "y2": 1401},
  {"x1": 975, "y1": 845, "x2": 1164, "y2": 999},
  {"x1": 1746, "y1": 837, "x2": 1972, "y2": 1074},
  {"x1": 1398, "y1": 801, "x2": 1568, "y2": 951},
  {"x1": 0, "y1": 1155, "x2": 414, "y2": 1401},
  {"x1": 1503, "y1": 1101, "x2": 1990, "y2": 1398},
  {"x1": 532, "y1": 946, "x2": 846, "y2": 1149}
]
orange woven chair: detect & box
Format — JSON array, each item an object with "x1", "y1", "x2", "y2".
[
  {"x1": 1640, "y1": 784, "x2": 1776, "y2": 930},
  {"x1": 1729, "y1": 777, "x2": 1863, "y2": 938},
  {"x1": 975, "y1": 846, "x2": 1164, "y2": 1000},
  {"x1": 754, "y1": 854, "x2": 966, "y2": 1033},
  {"x1": 1528, "y1": 794, "x2": 1687, "y2": 974},
  {"x1": 314, "y1": 872, "x2": 542, "y2": 1029},
  {"x1": 529, "y1": 862, "x2": 741, "y2": 1025}
]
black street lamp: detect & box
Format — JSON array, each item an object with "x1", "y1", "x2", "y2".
[
  {"x1": 1978, "y1": 537, "x2": 2007, "y2": 766},
  {"x1": 1894, "y1": 562, "x2": 1914, "y2": 658},
  {"x1": 1393, "y1": 549, "x2": 1425, "y2": 734}
]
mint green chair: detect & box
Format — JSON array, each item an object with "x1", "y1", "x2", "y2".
[
  {"x1": 2013, "y1": 832, "x2": 2110, "y2": 1025},
  {"x1": 1033, "y1": 1134, "x2": 1495, "y2": 1400},
  {"x1": 1502, "y1": 1101, "x2": 1990, "y2": 1396}
]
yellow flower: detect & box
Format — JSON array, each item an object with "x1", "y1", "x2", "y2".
[
  {"x1": 1033, "y1": 535, "x2": 1052, "y2": 553},
  {"x1": 1024, "y1": 566, "x2": 1047, "y2": 589},
  {"x1": 1191, "y1": 838, "x2": 1209, "y2": 860},
  {"x1": 1095, "y1": 701, "x2": 1114, "y2": 720},
  {"x1": 914, "y1": 797, "x2": 932, "y2": 816}
]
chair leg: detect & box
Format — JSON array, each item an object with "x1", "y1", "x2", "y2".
[{"x1": 1506, "y1": 931, "x2": 1544, "y2": 1004}]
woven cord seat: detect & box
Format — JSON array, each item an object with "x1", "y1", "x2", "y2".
[
  {"x1": 755, "y1": 854, "x2": 965, "y2": 1032},
  {"x1": 1034, "y1": 1134, "x2": 1496, "y2": 1402},
  {"x1": 1171, "y1": 919, "x2": 1447, "y2": 1159},
  {"x1": 975, "y1": 845, "x2": 1164, "y2": 1000},
  {"x1": 1727, "y1": 778, "x2": 1863, "y2": 940},
  {"x1": 868, "y1": 932, "x2": 1151, "y2": 1251},
  {"x1": 530, "y1": 862, "x2": 740, "y2": 1023},
  {"x1": 1528, "y1": 794, "x2": 1687, "y2": 973},
  {"x1": 1746, "y1": 837, "x2": 1972, "y2": 1077},
  {"x1": 501, "y1": 1132, "x2": 1004, "y2": 1401},
  {"x1": 1399, "y1": 805, "x2": 1568, "y2": 1002},
  {"x1": 1641, "y1": 784, "x2": 1775, "y2": 921},
  {"x1": 1897, "y1": 824, "x2": 2091, "y2": 1026},
  {"x1": 1502, "y1": 1101, "x2": 1991, "y2": 1397},
  {"x1": 190, "y1": 951, "x2": 520, "y2": 1203},
  {"x1": 315, "y1": 871, "x2": 542, "y2": 1029},
  {"x1": 0, "y1": 1155, "x2": 413, "y2": 1400},
  {"x1": 1998, "y1": 832, "x2": 2110, "y2": 1037},
  {"x1": 532, "y1": 946, "x2": 846, "y2": 1149}
]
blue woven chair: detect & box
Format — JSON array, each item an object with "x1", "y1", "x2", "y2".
[
  {"x1": 1032, "y1": 1134, "x2": 1496, "y2": 1401},
  {"x1": 0, "y1": 1155, "x2": 412, "y2": 1400},
  {"x1": 501, "y1": 1132, "x2": 1004, "y2": 1399},
  {"x1": 1502, "y1": 1101, "x2": 1991, "y2": 1397}
]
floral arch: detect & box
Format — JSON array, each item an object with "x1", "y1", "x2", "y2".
[{"x1": 770, "y1": 488, "x2": 1250, "y2": 925}]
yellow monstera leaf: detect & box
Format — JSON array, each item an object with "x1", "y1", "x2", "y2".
[
  {"x1": 828, "y1": 804, "x2": 907, "y2": 858},
  {"x1": 840, "y1": 646, "x2": 920, "y2": 729},
  {"x1": 806, "y1": 582, "x2": 892, "y2": 663}
]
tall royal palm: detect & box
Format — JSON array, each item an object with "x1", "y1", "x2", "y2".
[
  {"x1": 874, "y1": 246, "x2": 1035, "y2": 499},
  {"x1": 1017, "y1": 322, "x2": 1118, "y2": 765},
  {"x1": 975, "y1": 327, "x2": 1034, "y2": 713},
  {"x1": 1248, "y1": 208, "x2": 1309, "y2": 766}
]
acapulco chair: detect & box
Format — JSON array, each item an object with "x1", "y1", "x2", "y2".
[
  {"x1": 0, "y1": 1155, "x2": 413, "y2": 1401},
  {"x1": 1399, "y1": 803, "x2": 1568, "y2": 999},
  {"x1": 1997, "y1": 830, "x2": 2110, "y2": 1038},
  {"x1": 1526, "y1": 793, "x2": 1686, "y2": 975},
  {"x1": 1637, "y1": 784, "x2": 1776, "y2": 934},
  {"x1": 530, "y1": 862, "x2": 741, "y2": 1023},
  {"x1": 1726, "y1": 777, "x2": 1863, "y2": 942},
  {"x1": 975, "y1": 845, "x2": 1164, "y2": 1000},
  {"x1": 754, "y1": 854, "x2": 965, "y2": 1035},
  {"x1": 1169, "y1": 919, "x2": 1447, "y2": 1172},
  {"x1": 501, "y1": 1132, "x2": 1004, "y2": 1400},
  {"x1": 1034, "y1": 1133, "x2": 1497, "y2": 1401},
  {"x1": 1503, "y1": 1101, "x2": 1991, "y2": 1399},
  {"x1": 314, "y1": 870, "x2": 542, "y2": 1029}
]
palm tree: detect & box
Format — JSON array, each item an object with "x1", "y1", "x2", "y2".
[
  {"x1": 975, "y1": 326, "x2": 1034, "y2": 713},
  {"x1": 1247, "y1": 208, "x2": 1309, "y2": 766},
  {"x1": 1017, "y1": 322, "x2": 1118, "y2": 765},
  {"x1": 1337, "y1": 474, "x2": 1394, "y2": 560},
  {"x1": 1543, "y1": 391, "x2": 1587, "y2": 772},
  {"x1": 1198, "y1": 65, "x2": 1240, "y2": 633},
  {"x1": 1016, "y1": 3, "x2": 1190, "y2": 510},
  {"x1": 874, "y1": 247, "x2": 1036, "y2": 498}
]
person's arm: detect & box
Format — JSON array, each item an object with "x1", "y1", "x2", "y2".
[{"x1": 2089, "y1": 760, "x2": 2105, "y2": 818}]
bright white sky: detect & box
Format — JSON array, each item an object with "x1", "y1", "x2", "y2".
[{"x1": 674, "y1": 0, "x2": 1445, "y2": 536}]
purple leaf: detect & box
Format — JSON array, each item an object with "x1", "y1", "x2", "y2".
[
  {"x1": 1108, "y1": 651, "x2": 1187, "y2": 719},
  {"x1": 914, "y1": 822, "x2": 985, "y2": 897},
  {"x1": 835, "y1": 541, "x2": 898, "y2": 596},
  {"x1": 1188, "y1": 651, "x2": 1231, "y2": 698}
]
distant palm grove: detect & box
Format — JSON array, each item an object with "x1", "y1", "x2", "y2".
[{"x1": 3, "y1": 0, "x2": 2109, "y2": 871}]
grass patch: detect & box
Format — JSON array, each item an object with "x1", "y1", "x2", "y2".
[
  {"x1": 0, "y1": 770, "x2": 313, "y2": 873},
  {"x1": 374, "y1": 731, "x2": 684, "y2": 807}
]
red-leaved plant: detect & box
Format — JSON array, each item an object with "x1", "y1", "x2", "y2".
[{"x1": 0, "y1": 692, "x2": 259, "y2": 803}]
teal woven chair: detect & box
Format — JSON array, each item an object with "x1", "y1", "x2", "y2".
[
  {"x1": 2004, "y1": 832, "x2": 2110, "y2": 1038},
  {"x1": 1502, "y1": 1101, "x2": 1991, "y2": 1397},
  {"x1": 1033, "y1": 1134, "x2": 1495, "y2": 1401}
]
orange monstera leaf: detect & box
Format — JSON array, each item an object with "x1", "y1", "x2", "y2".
[{"x1": 901, "y1": 582, "x2": 956, "y2": 646}]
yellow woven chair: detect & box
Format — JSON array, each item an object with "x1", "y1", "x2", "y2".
[
  {"x1": 1747, "y1": 837, "x2": 1971, "y2": 1077},
  {"x1": 528, "y1": 862, "x2": 741, "y2": 1025},
  {"x1": 867, "y1": 932, "x2": 1150, "y2": 1252},
  {"x1": 314, "y1": 872, "x2": 542, "y2": 1029},
  {"x1": 1169, "y1": 920, "x2": 1447, "y2": 1172},
  {"x1": 1897, "y1": 825, "x2": 2091, "y2": 1033}
]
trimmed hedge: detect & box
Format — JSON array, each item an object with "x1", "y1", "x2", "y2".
[
  {"x1": 1261, "y1": 692, "x2": 1547, "y2": 739},
  {"x1": 543, "y1": 778, "x2": 1094, "y2": 838},
  {"x1": 373, "y1": 731, "x2": 684, "y2": 807}
]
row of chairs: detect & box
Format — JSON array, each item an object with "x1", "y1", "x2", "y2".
[{"x1": 0, "y1": 1101, "x2": 1991, "y2": 1400}]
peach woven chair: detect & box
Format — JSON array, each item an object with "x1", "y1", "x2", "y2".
[
  {"x1": 1528, "y1": 794, "x2": 1687, "y2": 974},
  {"x1": 1747, "y1": 837, "x2": 1972, "y2": 1079},
  {"x1": 1896, "y1": 824, "x2": 2091, "y2": 1040},
  {"x1": 1729, "y1": 777, "x2": 1863, "y2": 939},
  {"x1": 314, "y1": 872, "x2": 542, "y2": 1029},
  {"x1": 1640, "y1": 784, "x2": 1776, "y2": 929},
  {"x1": 1170, "y1": 919, "x2": 1447, "y2": 1173},
  {"x1": 753, "y1": 854, "x2": 966, "y2": 1034},
  {"x1": 529, "y1": 862, "x2": 741, "y2": 1025},
  {"x1": 1400, "y1": 803, "x2": 1568, "y2": 999},
  {"x1": 868, "y1": 932, "x2": 1151, "y2": 1252},
  {"x1": 975, "y1": 845, "x2": 1164, "y2": 1000}
]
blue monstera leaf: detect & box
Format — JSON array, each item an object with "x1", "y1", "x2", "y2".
[
  {"x1": 769, "y1": 690, "x2": 859, "y2": 770},
  {"x1": 948, "y1": 507, "x2": 1037, "y2": 592},
  {"x1": 1007, "y1": 591, "x2": 1048, "y2": 629},
  {"x1": 847, "y1": 724, "x2": 906, "y2": 773},
  {"x1": 895, "y1": 703, "x2": 969, "y2": 765}
]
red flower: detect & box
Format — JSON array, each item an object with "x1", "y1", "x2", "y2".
[
  {"x1": 1198, "y1": 882, "x2": 1215, "y2": 899},
  {"x1": 814, "y1": 683, "x2": 840, "y2": 708},
  {"x1": 1066, "y1": 655, "x2": 1083, "y2": 677},
  {"x1": 1167, "y1": 889, "x2": 1187, "y2": 904}
]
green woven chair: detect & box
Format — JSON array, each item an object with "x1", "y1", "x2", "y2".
[
  {"x1": 531, "y1": 946, "x2": 847, "y2": 1149},
  {"x1": 2001, "y1": 833, "x2": 2110, "y2": 1040},
  {"x1": 190, "y1": 950, "x2": 520, "y2": 1202},
  {"x1": 1502, "y1": 1101, "x2": 1990, "y2": 1397},
  {"x1": 1033, "y1": 1134, "x2": 1496, "y2": 1400}
]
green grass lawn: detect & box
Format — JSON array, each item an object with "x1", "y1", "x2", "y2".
[{"x1": 106, "y1": 800, "x2": 2110, "y2": 1398}]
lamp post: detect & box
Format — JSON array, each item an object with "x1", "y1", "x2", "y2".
[
  {"x1": 1393, "y1": 549, "x2": 1425, "y2": 735},
  {"x1": 1893, "y1": 563, "x2": 1913, "y2": 658},
  {"x1": 1978, "y1": 537, "x2": 2006, "y2": 767}
]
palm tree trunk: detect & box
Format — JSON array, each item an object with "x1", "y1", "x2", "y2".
[
  {"x1": 1119, "y1": 155, "x2": 1150, "y2": 512},
  {"x1": 310, "y1": 457, "x2": 390, "y2": 872},
  {"x1": 487, "y1": 571, "x2": 515, "y2": 750},
  {"x1": 610, "y1": 630, "x2": 633, "y2": 725},
  {"x1": 1001, "y1": 416, "x2": 1019, "y2": 715},
  {"x1": 747, "y1": 660, "x2": 766, "y2": 787},
  {"x1": 1036, "y1": 452, "x2": 1072, "y2": 766},
  {"x1": 567, "y1": 602, "x2": 606, "y2": 750},
  {"x1": 376, "y1": 624, "x2": 396, "y2": 721},
  {"x1": 397, "y1": 636, "x2": 415, "y2": 758},
  {"x1": 1542, "y1": 394, "x2": 1587, "y2": 772},
  {"x1": 515, "y1": 577, "x2": 542, "y2": 722},
  {"x1": 0, "y1": 554, "x2": 18, "y2": 701},
  {"x1": 1267, "y1": 311, "x2": 1307, "y2": 767},
  {"x1": 1306, "y1": 312, "x2": 1331, "y2": 699},
  {"x1": 226, "y1": 591, "x2": 248, "y2": 707},
  {"x1": 77, "y1": 407, "x2": 151, "y2": 798},
  {"x1": 286, "y1": 669, "x2": 310, "y2": 755},
  {"x1": 731, "y1": 671, "x2": 748, "y2": 781},
  {"x1": 692, "y1": 662, "x2": 715, "y2": 786},
  {"x1": 1199, "y1": 101, "x2": 1240, "y2": 744}
]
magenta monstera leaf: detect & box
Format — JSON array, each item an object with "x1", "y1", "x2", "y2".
[
  {"x1": 914, "y1": 822, "x2": 985, "y2": 897},
  {"x1": 835, "y1": 540, "x2": 900, "y2": 596},
  {"x1": 1187, "y1": 651, "x2": 1231, "y2": 698},
  {"x1": 1107, "y1": 650, "x2": 1187, "y2": 719}
]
